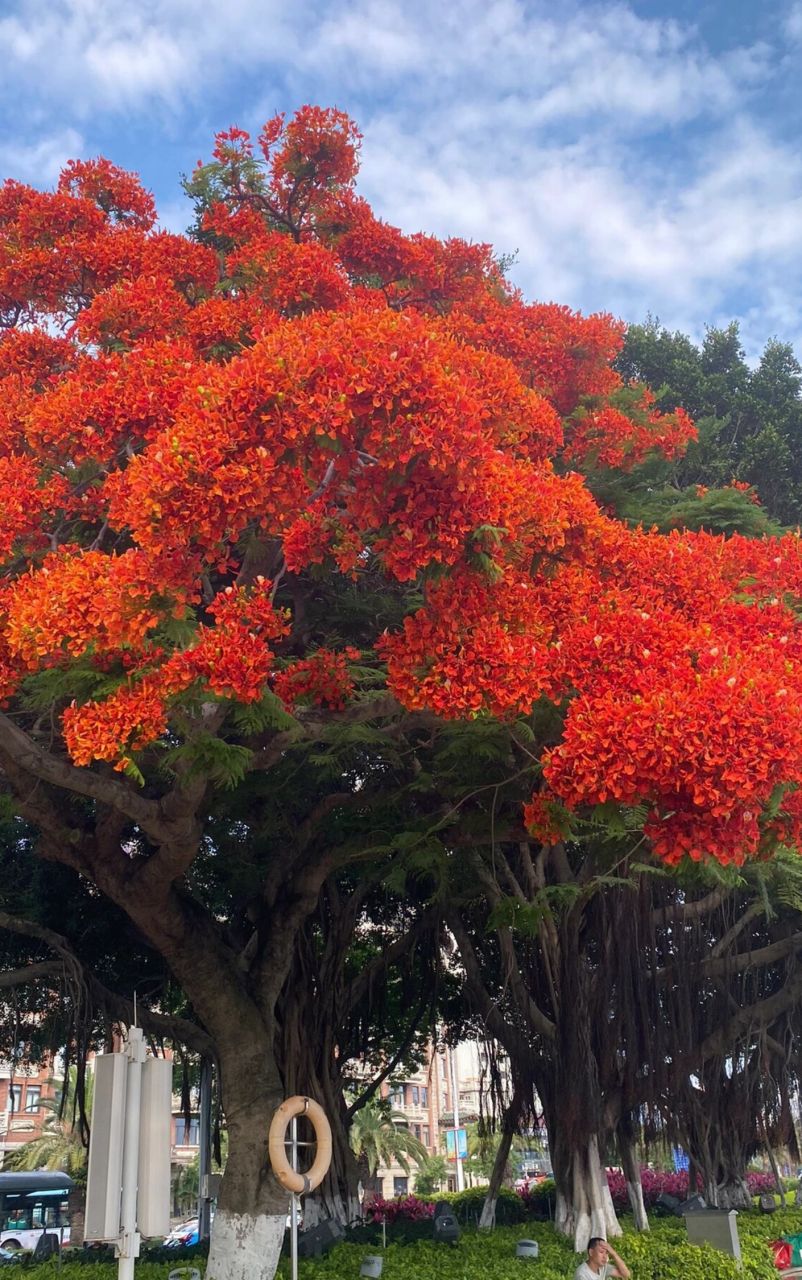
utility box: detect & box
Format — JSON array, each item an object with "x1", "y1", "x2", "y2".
[
  {"x1": 200, "y1": 1173, "x2": 223, "y2": 1199},
  {"x1": 683, "y1": 1208, "x2": 741, "y2": 1262}
]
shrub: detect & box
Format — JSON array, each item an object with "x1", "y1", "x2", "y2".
[
  {"x1": 363, "y1": 1194, "x2": 435, "y2": 1224},
  {"x1": 442, "y1": 1186, "x2": 528, "y2": 1224},
  {"x1": 518, "y1": 1178, "x2": 556, "y2": 1219},
  {"x1": 601, "y1": 1167, "x2": 780, "y2": 1212},
  {"x1": 283, "y1": 1220, "x2": 782, "y2": 1280},
  {"x1": 6, "y1": 1215, "x2": 794, "y2": 1280}
]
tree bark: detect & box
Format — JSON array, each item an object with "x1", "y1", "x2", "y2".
[
  {"x1": 553, "y1": 1134, "x2": 621, "y2": 1253},
  {"x1": 205, "y1": 1029, "x2": 289, "y2": 1280},
  {"x1": 714, "y1": 1175, "x2": 753, "y2": 1210},
  {"x1": 67, "y1": 1187, "x2": 85, "y2": 1248},
  {"x1": 619, "y1": 1134, "x2": 649, "y2": 1232},
  {"x1": 480, "y1": 1085, "x2": 525, "y2": 1229}
]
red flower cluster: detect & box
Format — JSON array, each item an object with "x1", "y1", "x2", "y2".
[
  {"x1": 273, "y1": 648, "x2": 358, "y2": 711},
  {"x1": 564, "y1": 390, "x2": 696, "y2": 470}
]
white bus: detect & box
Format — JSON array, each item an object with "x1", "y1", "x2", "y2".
[{"x1": 0, "y1": 1171, "x2": 73, "y2": 1252}]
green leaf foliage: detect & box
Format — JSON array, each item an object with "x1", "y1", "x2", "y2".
[
  {"x1": 275, "y1": 1219, "x2": 779, "y2": 1280},
  {"x1": 614, "y1": 317, "x2": 802, "y2": 528},
  {"x1": 163, "y1": 733, "x2": 253, "y2": 789}
]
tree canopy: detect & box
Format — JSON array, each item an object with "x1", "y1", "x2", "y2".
[{"x1": 2, "y1": 105, "x2": 802, "y2": 1277}]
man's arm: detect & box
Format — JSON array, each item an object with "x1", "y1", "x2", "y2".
[{"x1": 605, "y1": 1243, "x2": 631, "y2": 1279}]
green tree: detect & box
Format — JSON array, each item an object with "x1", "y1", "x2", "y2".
[
  {"x1": 348, "y1": 1099, "x2": 428, "y2": 1179},
  {"x1": 413, "y1": 1154, "x2": 449, "y2": 1196},
  {"x1": 3, "y1": 1066, "x2": 92, "y2": 1182},
  {"x1": 4, "y1": 1066, "x2": 94, "y2": 1246},
  {"x1": 614, "y1": 319, "x2": 802, "y2": 528}
]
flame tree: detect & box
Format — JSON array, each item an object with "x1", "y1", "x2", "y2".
[{"x1": 2, "y1": 106, "x2": 802, "y2": 1276}]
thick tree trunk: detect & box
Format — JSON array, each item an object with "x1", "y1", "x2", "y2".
[
  {"x1": 620, "y1": 1135, "x2": 649, "y2": 1232},
  {"x1": 714, "y1": 1176, "x2": 753, "y2": 1210},
  {"x1": 208, "y1": 1212, "x2": 286, "y2": 1279},
  {"x1": 553, "y1": 1135, "x2": 621, "y2": 1253},
  {"x1": 278, "y1": 983, "x2": 361, "y2": 1229},
  {"x1": 305, "y1": 1128, "x2": 361, "y2": 1229},
  {"x1": 205, "y1": 1035, "x2": 289, "y2": 1280}
]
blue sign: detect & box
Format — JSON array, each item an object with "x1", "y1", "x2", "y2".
[
  {"x1": 672, "y1": 1147, "x2": 689, "y2": 1173},
  {"x1": 446, "y1": 1129, "x2": 468, "y2": 1160}
]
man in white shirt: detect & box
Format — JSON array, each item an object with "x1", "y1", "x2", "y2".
[{"x1": 573, "y1": 1237, "x2": 631, "y2": 1279}]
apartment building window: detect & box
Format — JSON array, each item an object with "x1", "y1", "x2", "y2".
[
  {"x1": 8, "y1": 1085, "x2": 22, "y2": 1113},
  {"x1": 24, "y1": 1087, "x2": 41, "y2": 1112},
  {"x1": 421, "y1": 1087, "x2": 428, "y2": 1106},
  {"x1": 393, "y1": 1177, "x2": 408, "y2": 1196},
  {"x1": 410, "y1": 1085, "x2": 419, "y2": 1106},
  {"x1": 412, "y1": 1124, "x2": 421, "y2": 1140},
  {"x1": 423, "y1": 1126, "x2": 430, "y2": 1146},
  {"x1": 174, "y1": 1116, "x2": 200, "y2": 1145},
  {"x1": 390, "y1": 1087, "x2": 404, "y2": 1109},
  {"x1": 442, "y1": 1092, "x2": 448, "y2": 1110}
]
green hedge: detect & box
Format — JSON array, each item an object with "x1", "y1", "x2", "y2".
[
  {"x1": 439, "y1": 1186, "x2": 531, "y2": 1224},
  {"x1": 8, "y1": 1211, "x2": 800, "y2": 1279},
  {"x1": 288, "y1": 1221, "x2": 780, "y2": 1280}
]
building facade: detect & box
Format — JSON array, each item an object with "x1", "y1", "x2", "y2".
[{"x1": 0, "y1": 1059, "x2": 60, "y2": 1167}]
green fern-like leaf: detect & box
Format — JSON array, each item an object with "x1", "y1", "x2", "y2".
[
  {"x1": 164, "y1": 734, "x2": 253, "y2": 789},
  {"x1": 20, "y1": 665, "x2": 114, "y2": 711},
  {"x1": 230, "y1": 690, "x2": 298, "y2": 735}
]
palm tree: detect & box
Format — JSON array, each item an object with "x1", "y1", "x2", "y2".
[
  {"x1": 4, "y1": 1067, "x2": 92, "y2": 1244},
  {"x1": 349, "y1": 1099, "x2": 428, "y2": 1179},
  {"x1": 4, "y1": 1067, "x2": 92, "y2": 1180}
]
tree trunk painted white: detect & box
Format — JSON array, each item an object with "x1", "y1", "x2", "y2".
[
  {"x1": 625, "y1": 1176, "x2": 649, "y2": 1232},
  {"x1": 478, "y1": 1197, "x2": 496, "y2": 1229},
  {"x1": 206, "y1": 1209, "x2": 286, "y2": 1280},
  {"x1": 718, "y1": 1176, "x2": 752, "y2": 1209},
  {"x1": 479, "y1": 1108, "x2": 518, "y2": 1229},
  {"x1": 620, "y1": 1137, "x2": 649, "y2": 1232},
  {"x1": 554, "y1": 1135, "x2": 622, "y2": 1253}
]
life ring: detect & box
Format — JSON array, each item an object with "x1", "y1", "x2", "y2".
[{"x1": 268, "y1": 1095, "x2": 332, "y2": 1194}]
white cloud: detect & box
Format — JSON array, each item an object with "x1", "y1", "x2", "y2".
[
  {"x1": 784, "y1": 2, "x2": 802, "y2": 42},
  {"x1": 0, "y1": 0, "x2": 772, "y2": 127},
  {"x1": 0, "y1": 0, "x2": 799, "y2": 357},
  {"x1": 298, "y1": 1, "x2": 771, "y2": 132},
  {"x1": 352, "y1": 105, "x2": 802, "y2": 357},
  {"x1": 0, "y1": 127, "x2": 83, "y2": 183}
]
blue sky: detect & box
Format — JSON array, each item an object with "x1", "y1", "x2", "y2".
[{"x1": 1, "y1": 0, "x2": 801, "y2": 360}]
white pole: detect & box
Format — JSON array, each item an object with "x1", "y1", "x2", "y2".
[
  {"x1": 449, "y1": 1048, "x2": 464, "y2": 1192},
  {"x1": 117, "y1": 1027, "x2": 145, "y2": 1280},
  {"x1": 290, "y1": 1116, "x2": 299, "y2": 1280}
]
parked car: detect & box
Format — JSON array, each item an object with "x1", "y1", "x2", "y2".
[
  {"x1": 165, "y1": 1207, "x2": 294, "y2": 1247},
  {"x1": 165, "y1": 1219, "x2": 199, "y2": 1248}
]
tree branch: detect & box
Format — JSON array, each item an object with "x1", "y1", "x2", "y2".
[
  {"x1": 447, "y1": 910, "x2": 551, "y2": 1055},
  {"x1": 0, "y1": 713, "x2": 160, "y2": 833},
  {"x1": 700, "y1": 964, "x2": 802, "y2": 1061},
  {"x1": 0, "y1": 908, "x2": 213, "y2": 1054},
  {"x1": 346, "y1": 909, "x2": 438, "y2": 1012},
  {"x1": 0, "y1": 961, "x2": 62, "y2": 990},
  {"x1": 699, "y1": 931, "x2": 802, "y2": 979},
  {"x1": 651, "y1": 886, "x2": 729, "y2": 926}
]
